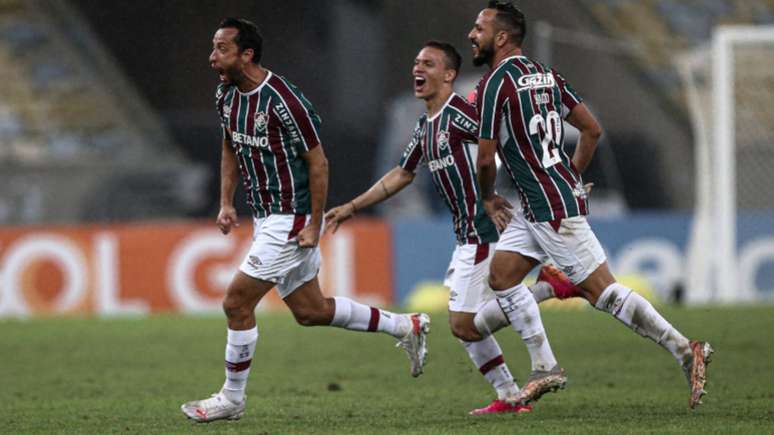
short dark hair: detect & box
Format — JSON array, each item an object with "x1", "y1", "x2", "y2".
[
  {"x1": 423, "y1": 40, "x2": 462, "y2": 74},
  {"x1": 218, "y1": 17, "x2": 263, "y2": 64},
  {"x1": 487, "y1": 1, "x2": 527, "y2": 46}
]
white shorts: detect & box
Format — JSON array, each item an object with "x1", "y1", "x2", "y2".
[
  {"x1": 496, "y1": 213, "x2": 606, "y2": 284},
  {"x1": 444, "y1": 242, "x2": 496, "y2": 313},
  {"x1": 239, "y1": 214, "x2": 321, "y2": 298}
]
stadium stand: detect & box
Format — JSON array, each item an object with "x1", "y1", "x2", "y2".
[
  {"x1": 582, "y1": 0, "x2": 774, "y2": 108},
  {"x1": 0, "y1": 0, "x2": 205, "y2": 223}
]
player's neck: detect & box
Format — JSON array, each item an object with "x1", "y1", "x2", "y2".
[
  {"x1": 235, "y1": 64, "x2": 268, "y2": 93},
  {"x1": 425, "y1": 88, "x2": 453, "y2": 118},
  {"x1": 490, "y1": 46, "x2": 523, "y2": 69}
]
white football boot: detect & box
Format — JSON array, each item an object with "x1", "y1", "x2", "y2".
[
  {"x1": 181, "y1": 391, "x2": 245, "y2": 422},
  {"x1": 396, "y1": 313, "x2": 431, "y2": 377}
]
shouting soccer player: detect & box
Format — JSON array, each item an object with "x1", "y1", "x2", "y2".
[
  {"x1": 469, "y1": 1, "x2": 713, "y2": 408},
  {"x1": 181, "y1": 18, "x2": 430, "y2": 423},
  {"x1": 325, "y1": 41, "x2": 582, "y2": 415}
]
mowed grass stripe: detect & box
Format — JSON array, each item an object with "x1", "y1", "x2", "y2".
[{"x1": 1, "y1": 306, "x2": 773, "y2": 434}]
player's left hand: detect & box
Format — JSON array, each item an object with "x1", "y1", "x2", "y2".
[
  {"x1": 483, "y1": 194, "x2": 513, "y2": 232},
  {"x1": 297, "y1": 223, "x2": 321, "y2": 248},
  {"x1": 323, "y1": 202, "x2": 355, "y2": 235}
]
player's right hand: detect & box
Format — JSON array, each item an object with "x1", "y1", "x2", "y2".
[
  {"x1": 323, "y1": 202, "x2": 355, "y2": 235},
  {"x1": 482, "y1": 195, "x2": 513, "y2": 232},
  {"x1": 216, "y1": 205, "x2": 239, "y2": 235}
]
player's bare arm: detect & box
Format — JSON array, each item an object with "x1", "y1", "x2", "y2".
[
  {"x1": 217, "y1": 137, "x2": 240, "y2": 235},
  {"x1": 325, "y1": 166, "x2": 415, "y2": 234},
  {"x1": 566, "y1": 103, "x2": 603, "y2": 174},
  {"x1": 298, "y1": 145, "x2": 328, "y2": 247},
  {"x1": 476, "y1": 138, "x2": 512, "y2": 231}
]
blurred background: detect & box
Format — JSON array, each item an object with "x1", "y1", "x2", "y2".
[{"x1": 1, "y1": 0, "x2": 773, "y2": 317}]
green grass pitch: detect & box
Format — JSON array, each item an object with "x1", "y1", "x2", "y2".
[{"x1": 2, "y1": 305, "x2": 773, "y2": 434}]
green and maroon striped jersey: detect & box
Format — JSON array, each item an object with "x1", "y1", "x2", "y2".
[
  {"x1": 400, "y1": 94, "x2": 498, "y2": 245},
  {"x1": 475, "y1": 55, "x2": 589, "y2": 223},
  {"x1": 216, "y1": 71, "x2": 322, "y2": 217}
]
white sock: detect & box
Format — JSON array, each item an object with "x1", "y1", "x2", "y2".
[
  {"x1": 473, "y1": 284, "x2": 554, "y2": 337},
  {"x1": 473, "y1": 298, "x2": 509, "y2": 337},
  {"x1": 330, "y1": 296, "x2": 410, "y2": 339},
  {"x1": 461, "y1": 336, "x2": 519, "y2": 399},
  {"x1": 529, "y1": 281, "x2": 555, "y2": 303},
  {"x1": 496, "y1": 283, "x2": 558, "y2": 372},
  {"x1": 595, "y1": 283, "x2": 692, "y2": 364},
  {"x1": 221, "y1": 326, "x2": 258, "y2": 403}
]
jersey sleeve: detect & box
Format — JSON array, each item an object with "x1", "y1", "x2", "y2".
[
  {"x1": 476, "y1": 73, "x2": 506, "y2": 141},
  {"x1": 451, "y1": 99, "x2": 480, "y2": 144},
  {"x1": 552, "y1": 68, "x2": 583, "y2": 119},
  {"x1": 398, "y1": 120, "x2": 425, "y2": 173},
  {"x1": 215, "y1": 84, "x2": 230, "y2": 141},
  {"x1": 279, "y1": 85, "x2": 323, "y2": 153}
]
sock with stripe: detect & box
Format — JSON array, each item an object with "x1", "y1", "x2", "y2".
[
  {"x1": 595, "y1": 283, "x2": 692, "y2": 364},
  {"x1": 221, "y1": 326, "x2": 258, "y2": 404},
  {"x1": 472, "y1": 283, "x2": 553, "y2": 337},
  {"x1": 330, "y1": 296, "x2": 410, "y2": 339},
  {"x1": 473, "y1": 298, "x2": 510, "y2": 337},
  {"x1": 461, "y1": 336, "x2": 519, "y2": 399},
  {"x1": 496, "y1": 283, "x2": 558, "y2": 372}
]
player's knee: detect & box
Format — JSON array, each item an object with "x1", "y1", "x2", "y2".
[
  {"x1": 488, "y1": 270, "x2": 512, "y2": 291},
  {"x1": 222, "y1": 297, "x2": 250, "y2": 321}
]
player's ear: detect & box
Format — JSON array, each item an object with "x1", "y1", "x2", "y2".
[
  {"x1": 495, "y1": 30, "x2": 509, "y2": 48},
  {"x1": 444, "y1": 68, "x2": 457, "y2": 84},
  {"x1": 241, "y1": 48, "x2": 255, "y2": 63}
]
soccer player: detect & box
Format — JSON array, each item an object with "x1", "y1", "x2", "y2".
[
  {"x1": 181, "y1": 18, "x2": 430, "y2": 423},
  {"x1": 468, "y1": 1, "x2": 713, "y2": 408},
  {"x1": 324, "y1": 41, "x2": 581, "y2": 415}
]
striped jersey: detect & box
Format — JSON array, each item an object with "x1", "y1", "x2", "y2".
[
  {"x1": 400, "y1": 93, "x2": 498, "y2": 245},
  {"x1": 216, "y1": 71, "x2": 322, "y2": 217},
  {"x1": 476, "y1": 55, "x2": 589, "y2": 223}
]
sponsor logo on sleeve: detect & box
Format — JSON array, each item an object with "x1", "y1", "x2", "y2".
[
  {"x1": 517, "y1": 73, "x2": 556, "y2": 90},
  {"x1": 452, "y1": 113, "x2": 476, "y2": 133}
]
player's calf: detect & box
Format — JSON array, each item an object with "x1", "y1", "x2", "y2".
[{"x1": 289, "y1": 298, "x2": 335, "y2": 326}]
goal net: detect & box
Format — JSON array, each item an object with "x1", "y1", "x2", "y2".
[{"x1": 679, "y1": 26, "x2": 774, "y2": 304}]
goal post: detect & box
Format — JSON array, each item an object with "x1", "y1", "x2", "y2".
[{"x1": 681, "y1": 25, "x2": 774, "y2": 304}]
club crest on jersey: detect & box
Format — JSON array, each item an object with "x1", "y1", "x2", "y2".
[
  {"x1": 437, "y1": 130, "x2": 450, "y2": 150},
  {"x1": 517, "y1": 73, "x2": 556, "y2": 90},
  {"x1": 222, "y1": 104, "x2": 232, "y2": 122},
  {"x1": 254, "y1": 111, "x2": 269, "y2": 132}
]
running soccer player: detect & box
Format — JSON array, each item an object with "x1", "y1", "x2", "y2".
[
  {"x1": 181, "y1": 18, "x2": 430, "y2": 423},
  {"x1": 325, "y1": 41, "x2": 581, "y2": 415},
  {"x1": 468, "y1": 1, "x2": 712, "y2": 408}
]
